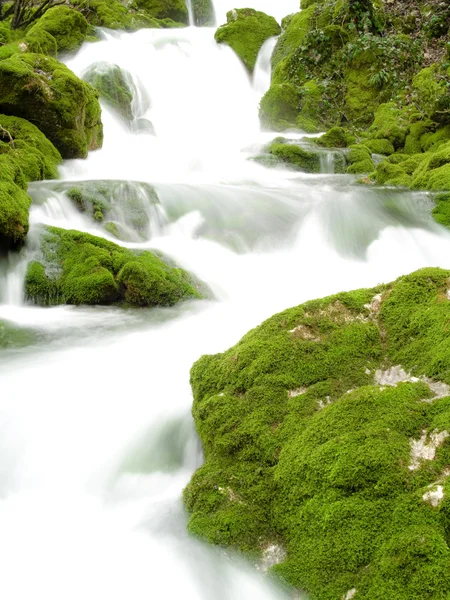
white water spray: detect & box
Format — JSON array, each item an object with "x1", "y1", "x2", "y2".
[{"x1": 0, "y1": 1, "x2": 450, "y2": 598}]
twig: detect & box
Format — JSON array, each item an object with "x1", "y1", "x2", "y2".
[{"x1": 0, "y1": 125, "x2": 15, "y2": 148}]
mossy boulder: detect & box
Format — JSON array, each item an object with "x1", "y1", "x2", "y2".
[
  {"x1": 312, "y1": 126, "x2": 356, "y2": 148},
  {"x1": 25, "y1": 226, "x2": 203, "y2": 307},
  {"x1": 71, "y1": 0, "x2": 160, "y2": 29},
  {"x1": 185, "y1": 267, "x2": 450, "y2": 600},
  {"x1": 133, "y1": 0, "x2": 188, "y2": 24},
  {"x1": 346, "y1": 144, "x2": 375, "y2": 174},
  {"x1": 83, "y1": 63, "x2": 134, "y2": 121},
  {"x1": 215, "y1": 9, "x2": 281, "y2": 73},
  {"x1": 26, "y1": 7, "x2": 89, "y2": 54},
  {"x1": 259, "y1": 82, "x2": 301, "y2": 131},
  {"x1": 0, "y1": 53, "x2": 103, "y2": 159},
  {"x1": 0, "y1": 114, "x2": 61, "y2": 250},
  {"x1": 0, "y1": 181, "x2": 32, "y2": 251},
  {"x1": 271, "y1": 7, "x2": 314, "y2": 69},
  {"x1": 191, "y1": 0, "x2": 215, "y2": 26},
  {"x1": 267, "y1": 140, "x2": 346, "y2": 174}
]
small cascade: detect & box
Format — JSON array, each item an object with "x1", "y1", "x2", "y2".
[
  {"x1": 0, "y1": 253, "x2": 28, "y2": 306},
  {"x1": 320, "y1": 152, "x2": 336, "y2": 174},
  {"x1": 253, "y1": 37, "x2": 278, "y2": 97},
  {"x1": 185, "y1": 0, "x2": 195, "y2": 26}
]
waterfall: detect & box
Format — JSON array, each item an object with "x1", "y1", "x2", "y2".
[{"x1": 0, "y1": 1, "x2": 450, "y2": 599}]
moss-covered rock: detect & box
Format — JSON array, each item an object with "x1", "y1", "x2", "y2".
[
  {"x1": 259, "y1": 82, "x2": 301, "y2": 131},
  {"x1": 0, "y1": 114, "x2": 61, "y2": 250},
  {"x1": 191, "y1": 0, "x2": 215, "y2": 26},
  {"x1": 312, "y1": 126, "x2": 356, "y2": 148},
  {"x1": 0, "y1": 53, "x2": 103, "y2": 159},
  {"x1": 215, "y1": 9, "x2": 281, "y2": 73},
  {"x1": 133, "y1": 0, "x2": 188, "y2": 24},
  {"x1": 267, "y1": 140, "x2": 346, "y2": 174},
  {"x1": 185, "y1": 267, "x2": 450, "y2": 600},
  {"x1": 346, "y1": 144, "x2": 375, "y2": 174},
  {"x1": 25, "y1": 226, "x2": 203, "y2": 307},
  {"x1": 26, "y1": 7, "x2": 89, "y2": 54},
  {"x1": 82, "y1": 63, "x2": 134, "y2": 121}
]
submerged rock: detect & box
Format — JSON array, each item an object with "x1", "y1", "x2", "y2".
[
  {"x1": 57, "y1": 179, "x2": 161, "y2": 241},
  {"x1": 191, "y1": 0, "x2": 215, "y2": 26},
  {"x1": 83, "y1": 63, "x2": 134, "y2": 122},
  {"x1": 215, "y1": 9, "x2": 281, "y2": 73},
  {"x1": 0, "y1": 53, "x2": 103, "y2": 159},
  {"x1": 184, "y1": 267, "x2": 450, "y2": 599},
  {"x1": 255, "y1": 138, "x2": 347, "y2": 174},
  {"x1": 25, "y1": 226, "x2": 203, "y2": 307}
]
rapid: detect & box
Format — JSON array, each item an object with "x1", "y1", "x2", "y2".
[{"x1": 0, "y1": 0, "x2": 450, "y2": 597}]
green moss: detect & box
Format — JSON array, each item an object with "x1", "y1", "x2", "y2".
[
  {"x1": 24, "y1": 28, "x2": 58, "y2": 57},
  {"x1": 0, "y1": 114, "x2": 61, "y2": 250},
  {"x1": 133, "y1": 0, "x2": 188, "y2": 23},
  {"x1": 411, "y1": 142, "x2": 450, "y2": 191},
  {"x1": 344, "y1": 65, "x2": 380, "y2": 126},
  {"x1": 432, "y1": 192, "x2": 450, "y2": 228},
  {"x1": 259, "y1": 83, "x2": 301, "y2": 131},
  {"x1": 267, "y1": 142, "x2": 320, "y2": 173},
  {"x1": 365, "y1": 138, "x2": 395, "y2": 155},
  {"x1": 83, "y1": 63, "x2": 133, "y2": 121},
  {"x1": 374, "y1": 161, "x2": 412, "y2": 187},
  {"x1": 191, "y1": 0, "x2": 215, "y2": 26},
  {"x1": 26, "y1": 7, "x2": 89, "y2": 54},
  {"x1": 185, "y1": 267, "x2": 450, "y2": 599},
  {"x1": 272, "y1": 7, "x2": 315, "y2": 69},
  {"x1": 25, "y1": 226, "x2": 203, "y2": 307},
  {"x1": 215, "y1": 9, "x2": 281, "y2": 73},
  {"x1": 412, "y1": 65, "x2": 449, "y2": 124},
  {"x1": 312, "y1": 126, "x2": 356, "y2": 148},
  {"x1": 0, "y1": 53, "x2": 103, "y2": 159},
  {"x1": 0, "y1": 180, "x2": 31, "y2": 250},
  {"x1": 368, "y1": 103, "x2": 409, "y2": 150},
  {"x1": 346, "y1": 144, "x2": 375, "y2": 174}
]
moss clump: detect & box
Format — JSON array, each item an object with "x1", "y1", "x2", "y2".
[
  {"x1": 0, "y1": 114, "x2": 61, "y2": 250},
  {"x1": 312, "y1": 126, "x2": 356, "y2": 148},
  {"x1": 25, "y1": 226, "x2": 202, "y2": 307},
  {"x1": 185, "y1": 267, "x2": 450, "y2": 600},
  {"x1": 346, "y1": 144, "x2": 375, "y2": 174},
  {"x1": 191, "y1": 0, "x2": 215, "y2": 26},
  {"x1": 267, "y1": 140, "x2": 346, "y2": 174},
  {"x1": 83, "y1": 63, "x2": 134, "y2": 121},
  {"x1": 365, "y1": 138, "x2": 395, "y2": 155},
  {"x1": 215, "y1": 9, "x2": 281, "y2": 73},
  {"x1": 26, "y1": 7, "x2": 89, "y2": 54},
  {"x1": 0, "y1": 53, "x2": 103, "y2": 159},
  {"x1": 0, "y1": 181, "x2": 32, "y2": 250},
  {"x1": 259, "y1": 82, "x2": 301, "y2": 131},
  {"x1": 133, "y1": 0, "x2": 188, "y2": 24}
]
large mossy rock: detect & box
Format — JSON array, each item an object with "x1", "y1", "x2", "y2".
[
  {"x1": 70, "y1": 0, "x2": 168, "y2": 29},
  {"x1": 26, "y1": 7, "x2": 89, "y2": 54},
  {"x1": 191, "y1": 0, "x2": 215, "y2": 26},
  {"x1": 0, "y1": 53, "x2": 103, "y2": 159},
  {"x1": 82, "y1": 63, "x2": 134, "y2": 121},
  {"x1": 215, "y1": 9, "x2": 281, "y2": 73},
  {"x1": 0, "y1": 114, "x2": 61, "y2": 250},
  {"x1": 25, "y1": 226, "x2": 203, "y2": 307},
  {"x1": 184, "y1": 267, "x2": 450, "y2": 600}
]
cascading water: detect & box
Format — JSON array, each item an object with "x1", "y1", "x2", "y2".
[{"x1": 1, "y1": 1, "x2": 450, "y2": 598}]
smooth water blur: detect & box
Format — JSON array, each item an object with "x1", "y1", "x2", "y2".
[{"x1": 0, "y1": 0, "x2": 450, "y2": 598}]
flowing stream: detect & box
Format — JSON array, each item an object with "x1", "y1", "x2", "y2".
[{"x1": 1, "y1": 1, "x2": 450, "y2": 598}]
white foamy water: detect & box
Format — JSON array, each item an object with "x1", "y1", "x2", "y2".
[{"x1": 0, "y1": 1, "x2": 450, "y2": 598}]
